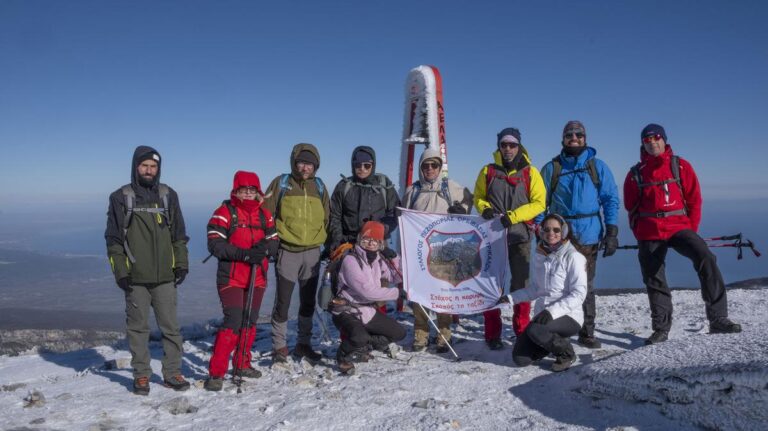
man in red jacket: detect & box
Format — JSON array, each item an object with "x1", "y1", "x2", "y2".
[{"x1": 624, "y1": 124, "x2": 741, "y2": 345}]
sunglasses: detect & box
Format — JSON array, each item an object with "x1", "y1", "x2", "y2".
[
  {"x1": 642, "y1": 134, "x2": 664, "y2": 144},
  {"x1": 541, "y1": 227, "x2": 562, "y2": 234},
  {"x1": 564, "y1": 132, "x2": 585, "y2": 139},
  {"x1": 237, "y1": 186, "x2": 259, "y2": 194},
  {"x1": 354, "y1": 162, "x2": 373, "y2": 170},
  {"x1": 421, "y1": 162, "x2": 441, "y2": 170},
  {"x1": 499, "y1": 142, "x2": 519, "y2": 149}
]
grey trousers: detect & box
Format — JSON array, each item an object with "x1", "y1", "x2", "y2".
[
  {"x1": 125, "y1": 282, "x2": 183, "y2": 379},
  {"x1": 271, "y1": 247, "x2": 321, "y2": 349}
]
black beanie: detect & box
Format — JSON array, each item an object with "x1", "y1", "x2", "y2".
[
  {"x1": 497, "y1": 127, "x2": 522, "y2": 146},
  {"x1": 641, "y1": 124, "x2": 667, "y2": 142},
  {"x1": 295, "y1": 150, "x2": 319, "y2": 167}
]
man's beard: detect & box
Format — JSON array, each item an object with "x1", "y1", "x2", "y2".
[
  {"x1": 138, "y1": 174, "x2": 156, "y2": 187},
  {"x1": 563, "y1": 145, "x2": 587, "y2": 157}
]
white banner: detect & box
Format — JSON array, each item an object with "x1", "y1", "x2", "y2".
[{"x1": 398, "y1": 208, "x2": 508, "y2": 315}]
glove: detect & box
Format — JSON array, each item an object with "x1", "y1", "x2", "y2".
[
  {"x1": 242, "y1": 245, "x2": 266, "y2": 264},
  {"x1": 266, "y1": 239, "x2": 280, "y2": 258},
  {"x1": 496, "y1": 294, "x2": 513, "y2": 305},
  {"x1": 602, "y1": 224, "x2": 619, "y2": 258},
  {"x1": 447, "y1": 201, "x2": 467, "y2": 215},
  {"x1": 381, "y1": 247, "x2": 397, "y2": 260},
  {"x1": 174, "y1": 268, "x2": 188, "y2": 286},
  {"x1": 531, "y1": 310, "x2": 553, "y2": 325},
  {"x1": 481, "y1": 208, "x2": 495, "y2": 220},
  {"x1": 500, "y1": 214, "x2": 513, "y2": 229},
  {"x1": 117, "y1": 277, "x2": 132, "y2": 293}
]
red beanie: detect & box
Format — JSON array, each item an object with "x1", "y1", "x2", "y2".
[{"x1": 360, "y1": 221, "x2": 385, "y2": 242}]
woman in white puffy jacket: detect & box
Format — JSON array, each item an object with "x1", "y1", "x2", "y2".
[{"x1": 499, "y1": 213, "x2": 588, "y2": 372}]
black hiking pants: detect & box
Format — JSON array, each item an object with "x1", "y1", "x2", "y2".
[
  {"x1": 572, "y1": 243, "x2": 598, "y2": 338},
  {"x1": 512, "y1": 314, "x2": 580, "y2": 367},
  {"x1": 638, "y1": 229, "x2": 729, "y2": 332},
  {"x1": 332, "y1": 311, "x2": 406, "y2": 355}
]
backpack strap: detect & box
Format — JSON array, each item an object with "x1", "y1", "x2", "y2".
[
  {"x1": 547, "y1": 157, "x2": 601, "y2": 220},
  {"x1": 629, "y1": 158, "x2": 687, "y2": 225},
  {"x1": 340, "y1": 174, "x2": 390, "y2": 209},
  {"x1": 120, "y1": 185, "x2": 137, "y2": 263},
  {"x1": 440, "y1": 177, "x2": 452, "y2": 205},
  {"x1": 547, "y1": 157, "x2": 562, "y2": 210},
  {"x1": 408, "y1": 182, "x2": 422, "y2": 209}
]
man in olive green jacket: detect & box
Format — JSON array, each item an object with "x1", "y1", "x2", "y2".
[
  {"x1": 263, "y1": 143, "x2": 330, "y2": 363},
  {"x1": 105, "y1": 146, "x2": 190, "y2": 395}
]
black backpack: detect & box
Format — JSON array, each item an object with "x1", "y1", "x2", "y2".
[{"x1": 547, "y1": 157, "x2": 601, "y2": 214}]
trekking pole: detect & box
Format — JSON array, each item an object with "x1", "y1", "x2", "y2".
[
  {"x1": 381, "y1": 256, "x2": 461, "y2": 362},
  {"x1": 234, "y1": 263, "x2": 258, "y2": 394},
  {"x1": 417, "y1": 303, "x2": 461, "y2": 362}
]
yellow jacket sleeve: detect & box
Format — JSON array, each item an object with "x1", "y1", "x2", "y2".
[
  {"x1": 507, "y1": 166, "x2": 546, "y2": 223},
  {"x1": 473, "y1": 165, "x2": 492, "y2": 214}
]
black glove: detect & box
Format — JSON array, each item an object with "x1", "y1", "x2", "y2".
[
  {"x1": 447, "y1": 201, "x2": 467, "y2": 215},
  {"x1": 500, "y1": 214, "x2": 513, "y2": 229},
  {"x1": 266, "y1": 239, "x2": 280, "y2": 258},
  {"x1": 174, "y1": 268, "x2": 188, "y2": 286},
  {"x1": 531, "y1": 310, "x2": 553, "y2": 325},
  {"x1": 602, "y1": 224, "x2": 619, "y2": 258},
  {"x1": 381, "y1": 247, "x2": 397, "y2": 260},
  {"x1": 117, "y1": 277, "x2": 132, "y2": 293},
  {"x1": 496, "y1": 294, "x2": 512, "y2": 305},
  {"x1": 242, "y1": 245, "x2": 266, "y2": 264},
  {"x1": 481, "y1": 208, "x2": 495, "y2": 220}
]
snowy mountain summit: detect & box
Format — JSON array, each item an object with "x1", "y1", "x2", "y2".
[{"x1": 0, "y1": 288, "x2": 766, "y2": 430}]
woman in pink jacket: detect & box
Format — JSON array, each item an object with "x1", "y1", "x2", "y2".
[{"x1": 330, "y1": 221, "x2": 405, "y2": 374}]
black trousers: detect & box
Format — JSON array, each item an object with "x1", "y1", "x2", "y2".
[
  {"x1": 332, "y1": 311, "x2": 406, "y2": 355},
  {"x1": 638, "y1": 229, "x2": 728, "y2": 332},
  {"x1": 572, "y1": 243, "x2": 598, "y2": 338},
  {"x1": 512, "y1": 314, "x2": 580, "y2": 367}
]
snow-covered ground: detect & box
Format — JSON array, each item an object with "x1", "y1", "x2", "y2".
[{"x1": 1, "y1": 287, "x2": 766, "y2": 431}]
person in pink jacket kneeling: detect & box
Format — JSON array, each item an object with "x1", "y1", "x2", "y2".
[{"x1": 330, "y1": 220, "x2": 405, "y2": 374}]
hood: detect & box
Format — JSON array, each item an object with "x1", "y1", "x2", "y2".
[
  {"x1": 230, "y1": 170, "x2": 264, "y2": 211},
  {"x1": 290, "y1": 143, "x2": 321, "y2": 179},
  {"x1": 558, "y1": 146, "x2": 596, "y2": 168},
  {"x1": 350, "y1": 146, "x2": 377, "y2": 178},
  {"x1": 492, "y1": 144, "x2": 531, "y2": 171},
  {"x1": 417, "y1": 146, "x2": 443, "y2": 184},
  {"x1": 131, "y1": 145, "x2": 162, "y2": 189}
]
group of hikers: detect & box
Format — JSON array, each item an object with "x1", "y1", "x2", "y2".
[{"x1": 105, "y1": 121, "x2": 742, "y2": 395}]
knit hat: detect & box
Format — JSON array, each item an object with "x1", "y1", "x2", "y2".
[
  {"x1": 352, "y1": 150, "x2": 374, "y2": 164},
  {"x1": 295, "y1": 150, "x2": 319, "y2": 167},
  {"x1": 497, "y1": 128, "x2": 521, "y2": 147},
  {"x1": 562, "y1": 121, "x2": 586, "y2": 138},
  {"x1": 641, "y1": 123, "x2": 667, "y2": 143},
  {"x1": 359, "y1": 220, "x2": 385, "y2": 242},
  {"x1": 137, "y1": 151, "x2": 161, "y2": 165}
]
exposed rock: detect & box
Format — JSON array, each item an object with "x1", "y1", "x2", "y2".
[
  {"x1": 23, "y1": 390, "x2": 46, "y2": 408},
  {"x1": 2, "y1": 383, "x2": 26, "y2": 392}
]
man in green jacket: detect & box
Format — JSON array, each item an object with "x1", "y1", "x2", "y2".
[
  {"x1": 263, "y1": 143, "x2": 330, "y2": 363},
  {"x1": 105, "y1": 146, "x2": 190, "y2": 395}
]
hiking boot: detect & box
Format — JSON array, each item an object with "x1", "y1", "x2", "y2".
[
  {"x1": 233, "y1": 367, "x2": 262, "y2": 379},
  {"x1": 412, "y1": 343, "x2": 428, "y2": 352},
  {"x1": 577, "y1": 336, "x2": 602, "y2": 349},
  {"x1": 294, "y1": 343, "x2": 322, "y2": 363},
  {"x1": 338, "y1": 360, "x2": 355, "y2": 375},
  {"x1": 347, "y1": 349, "x2": 372, "y2": 363},
  {"x1": 645, "y1": 330, "x2": 669, "y2": 345},
  {"x1": 709, "y1": 318, "x2": 742, "y2": 334},
  {"x1": 551, "y1": 354, "x2": 576, "y2": 372},
  {"x1": 435, "y1": 344, "x2": 450, "y2": 354},
  {"x1": 163, "y1": 374, "x2": 190, "y2": 392},
  {"x1": 487, "y1": 338, "x2": 504, "y2": 350},
  {"x1": 133, "y1": 376, "x2": 150, "y2": 396},
  {"x1": 273, "y1": 346, "x2": 290, "y2": 363},
  {"x1": 204, "y1": 377, "x2": 224, "y2": 392}
]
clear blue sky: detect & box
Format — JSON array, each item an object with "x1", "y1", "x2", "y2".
[{"x1": 2, "y1": 0, "x2": 767, "y2": 209}]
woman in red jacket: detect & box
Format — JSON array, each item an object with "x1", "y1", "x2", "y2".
[
  {"x1": 204, "y1": 171, "x2": 279, "y2": 391},
  {"x1": 623, "y1": 124, "x2": 740, "y2": 346}
]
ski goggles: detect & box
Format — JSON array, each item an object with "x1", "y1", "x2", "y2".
[
  {"x1": 421, "y1": 161, "x2": 441, "y2": 170},
  {"x1": 642, "y1": 134, "x2": 664, "y2": 144},
  {"x1": 354, "y1": 162, "x2": 373, "y2": 170},
  {"x1": 541, "y1": 227, "x2": 562, "y2": 234}
]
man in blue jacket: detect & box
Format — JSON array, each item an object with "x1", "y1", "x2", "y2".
[{"x1": 538, "y1": 121, "x2": 620, "y2": 348}]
